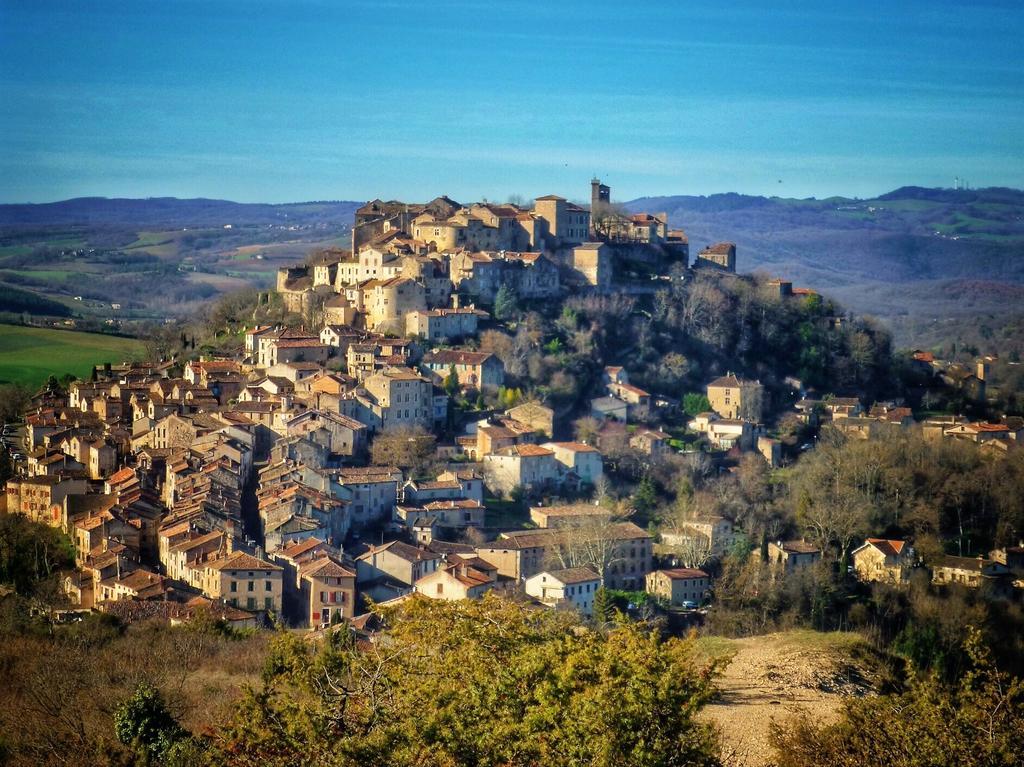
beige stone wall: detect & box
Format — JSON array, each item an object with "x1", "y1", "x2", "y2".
[
  {"x1": 220, "y1": 569, "x2": 283, "y2": 613},
  {"x1": 365, "y1": 280, "x2": 426, "y2": 332}
]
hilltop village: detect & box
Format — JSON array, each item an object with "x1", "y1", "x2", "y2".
[{"x1": 3, "y1": 180, "x2": 1023, "y2": 633}]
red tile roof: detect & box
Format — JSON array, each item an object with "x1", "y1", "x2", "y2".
[
  {"x1": 545, "y1": 441, "x2": 600, "y2": 453},
  {"x1": 208, "y1": 551, "x2": 282, "y2": 572},
  {"x1": 658, "y1": 568, "x2": 710, "y2": 580},
  {"x1": 423, "y1": 350, "x2": 496, "y2": 366},
  {"x1": 108, "y1": 467, "x2": 136, "y2": 485},
  {"x1": 864, "y1": 538, "x2": 908, "y2": 557}
]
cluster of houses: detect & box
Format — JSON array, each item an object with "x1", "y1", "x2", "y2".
[
  {"x1": 849, "y1": 536, "x2": 1024, "y2": 596},
  {"x1": 9, "y1": 182, "x2": 1023, "y2": 637},
  {"x1": 4, "y1": 352, "x2": 642, "y2": 626},
  {"x1": 910, "y1": 350, "x2": 998, "y2": 403},
  {"x1": 275, "y1": 180, "x2": 743, "y2": 337},
  {"x1": 782, "y1": 388, "x2": 1023, "y2": 454},
  {"x1": 0, "y1": 186, "x2": 757, "y2": 628}
]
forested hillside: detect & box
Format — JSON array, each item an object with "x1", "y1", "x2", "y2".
[{"x1": 626, "y1": 187, "x2": 1024, "y2": 348}]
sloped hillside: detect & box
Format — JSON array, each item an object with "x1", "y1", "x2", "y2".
[
  {"x1": 698, "y1": 631, "x2": 877, "y2": 767},
  {"x1": 626, "y1": 188, "x2": 1024, "y2": 346}
]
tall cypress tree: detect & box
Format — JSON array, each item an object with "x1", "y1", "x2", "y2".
[{"x1": 593, "y1": 586, "x2": 613, "y2": 624}]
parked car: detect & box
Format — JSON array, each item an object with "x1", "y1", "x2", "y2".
[{"x1": 681, "y1": 600, "x2": 698, "y2": 610}]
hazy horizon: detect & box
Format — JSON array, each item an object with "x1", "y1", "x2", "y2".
[
  {"x1": 2, "y1": 0, "x2": 1022, "y2": 204},
  {"x1": 3, "y1": 183, "x2": 1022, "y2": 209}
]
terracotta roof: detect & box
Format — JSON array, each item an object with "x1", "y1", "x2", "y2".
[
  {"x1": 424, "y1": 499, "x2": 484, "y2": 511},
  {"x1": 544, "y1": 441, "x2": 600, "y2": 453},
  {"x1": 658, "y1": 568, "x2": 709, "y2": 580},
  {"x1": 108, "y1": 467, "x2": 136, "y2": 484},
  {"x1": 335, "y1": 466, "x2": 399, "y2": 482},
  {"x1": 935, "y1": 555, "x2": 1001, "y2": 573},
  {"x1": 494, "y1": 522, "x2": 649, "y2": 549},
  {"x1": 614, "y1": 382, "x2": 650, "y2": 397},
  {"x1": 376, "y1": 366, "x2": 426, "y2": 381},
  {"x1": 422, "y1": 350, "x2": 496, "y2": 366},
  {"x1": 359, "y1": 540, "x2": 440, "y2": 563},
  {"x1": 774, "y1": 540, "x2": 820, "y2": 555},
  {"x1": 408, "y1": 479, "x2": 460, "y2": 491},
  {"x1": 545, "y1": 567, "x2": 601, "y2": 584},
  {"x1": 501, "y1": 444, "x2": 554, "y2": 458},
  {"x1": 301, "y1": 554, "x2": 355, "y2": 580},
  {"x1": 170, "y1": 530, "x2": 223, "y2": 553},
  {"x1": 208, "y1": 551, "x2": 282, "y2": 572},
  {"x1": 274, "y1": 339, "x2": 325, "y2": 348},
  {"x1": 707, "y1": 375, "x2": 744, "y2": 388},
  {"x1": 862, "y1": 538, "x2": 908, "y2": 557},
  {"x1": 531, "y1": 504, "x2": 609, "y2": 518},
  {"x1": 106, "y1": 569, "x2": 166, "y2": 593}
]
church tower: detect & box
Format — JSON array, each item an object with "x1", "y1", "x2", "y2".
[{"x1": 591, "y1": 177, "x2": 610, "y2": 209}]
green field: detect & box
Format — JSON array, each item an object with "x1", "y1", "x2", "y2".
[
  {"x1": 0, "y1": 324, "x2": 145, "y2": 386},
  {"x1": 0, "y1": 268, "x2": 79, "y2": 281}
]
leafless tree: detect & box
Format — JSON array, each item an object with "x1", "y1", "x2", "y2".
[
  {"x1": 671, "y1": 532, "x2": 713, "y2": 569},
  {"x1": 546, "y1": 515, "x2": 628, "y2": 581},
  {"x1": 589, "y1": 201, "x2": 631, "y2": 239}
]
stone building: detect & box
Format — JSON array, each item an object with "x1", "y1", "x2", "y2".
[{"x1": 695, "y1": 242, "x2": 736, "y2": 271}]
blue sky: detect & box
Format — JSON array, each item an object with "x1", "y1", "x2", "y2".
[{"x1": 1, "y1": 0, "x2": 1022, "y2": 203}]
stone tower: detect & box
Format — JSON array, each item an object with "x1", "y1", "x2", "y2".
[
  {"x1": 591, "y1": 178, "x2": 610, "y2": 210},
  {"x1": 590, "y1": 178, "x2": 611, "y2": 237}
]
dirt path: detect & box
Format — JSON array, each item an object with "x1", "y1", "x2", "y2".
[{"x1": 699, "y1": 631, "x2": 872, "y2": 767}]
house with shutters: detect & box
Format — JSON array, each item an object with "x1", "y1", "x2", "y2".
[
  {"x1": 413, "y1": 555, "x2": 499, "y2": 601},
  {"x1": 524, "y1": 567, "x2": 601, "y2": 616},
  {"x1": 851, "y1": 538, "x2": 915, "y2": 584},
  {"x1": 646, "y1": 568, "x2": 710, "y2": 607},
  {"x1": 355, "y1": 540, "x2": 441, "y2": 588},
  {"x1": 297, "y1": 553, "x2": 356, "y2": 627},
  {"x1": 767, "y1": 540, "x2": 821, "y2": 572},
  {"x1": 421, "y1": 349, "x2": 505, "y2": 391}
]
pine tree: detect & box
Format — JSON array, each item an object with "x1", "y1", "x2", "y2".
[
  {"x1": 493, "y1": 283, "x2": 517, "y2": 321},
  {"x1": 593, "y1": 586, "x2": 614, "y2": 624},
  {"x1": 634, "y1": 475, "x2": 658, "y2": 514}
]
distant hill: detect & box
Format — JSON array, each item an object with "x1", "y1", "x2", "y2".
[
  {"x1": 0, "y1": 197, "x2": 362, "y2": 227},
  {"x1": 626, "y1": 187, "x2": 1024, "y2": 345},
  {"x1": 0, "y1": 197, "x2": 362, "y2": 327},
  {"x1": 3, "y1": 189, "x2": 1022, "y2": 348}
]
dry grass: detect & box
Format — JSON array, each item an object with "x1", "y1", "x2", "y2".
[{"x1": 700, "y1": 630, "x2": 874, "y2": 767}]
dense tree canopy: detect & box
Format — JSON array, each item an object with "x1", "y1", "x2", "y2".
[
  {"x1": 0, "y1": 514, "x2": 74, "y2": 597},
  {"x1": 213, "y1": 596, "x2": 721, "y2": 767},
  {"x1": 772, "y1": 630, "x2": 1024, "y2": 767}
]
